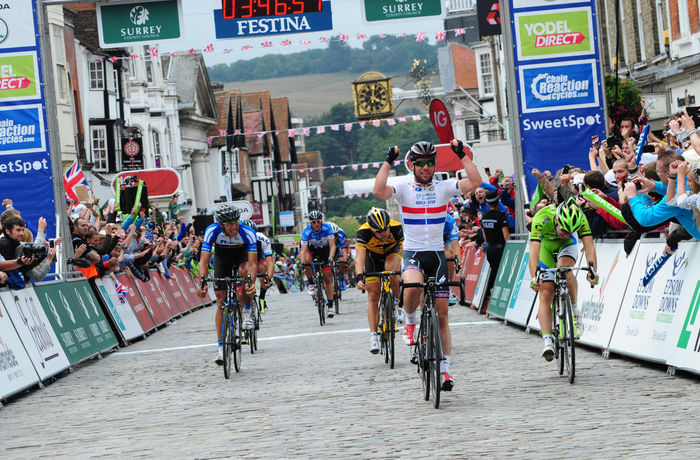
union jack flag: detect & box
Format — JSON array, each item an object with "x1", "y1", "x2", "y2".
[
  {"x1": 395, "y1": 33, "x2": 406, "y2": 38},
  {"x1": 147, "y1": 46, "x2": 159, "y2": 57},
  {"x1": 63, "y1": 160, "x2": 89, "y2": 202},
  {"x1": 223, "y1": 48, "x2": 233, "y2": 53},
  {"x1": 130, "y1": 53, "x2": 138, "y2": 59},
  {"x1": 204, "y1": 44, "x2": 215, "y2": 53},
  {"x1": 169, "y1": 51, "x2": 176, "y2": 57},
  {"x1": 454, "y1": 28, "x2": 466, "y2": 36},
  {"x1": 338, "y1": 33, "x2": 349, "y2": 41},
  {"x1": 287, "y1": 129, "x2": 295, "y2": 137},
  {"x1": 378, "y1": 34, "x2": 386, "y2": 38},
  {"x1": 330, "y1": 124, "x2": 340, "y2": 131},
  {"x1": 206, "y1": 137, "x2": 213, "y2": 147},
  {"x1": 234, "y1": 129, "x2": 242, "y2": 135},
  {"x1": 435, "y1": 31, "x2": 446, "y2": 42},
  {"x1": 188, "y1": 48, "x2": 196, "y2": 55},
  {"x1": 319, "y1": 37, "x2": 329, "y2": 43},
  {"x1": 109, "y1": 56, "x2": 119, "y2": 63},
  {"x1": 415, "y1": 33, "x2": 426, "y2": 42},
  {"x1": 303, "y1": 128, "x2": 311, "y2": 136},
  {"x1": 257, "y1": 132, "x2": 266, "y2": 139},
  {"x1": 301, "y1": 40, "x2": 311, "y2": 45},
  {"x1": 242, "y1": 45, "x2": 253, "y2": 51},
  {"x1": 95, "y1": 58, "x2": 103, "y2": 63},
  {"x1": 115, "y1": 281, "x2": 129, "y2": 303},
  {"x1": 262, "y1": 41, "x2": 273, "y2": 47},
  {"x1": 218, "y1": 129, "x2": 228, "y2": 137},
  {"x1": 357, "y1": 34, "x2": 367, "y2": 40},
  {"x1": 281, "y1": 39, "x2": 292, "y2": 46}
]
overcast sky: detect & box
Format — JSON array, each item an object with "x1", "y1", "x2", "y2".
[{"x1": 158, "y1": 0, "x2": 447, "y2": 65}]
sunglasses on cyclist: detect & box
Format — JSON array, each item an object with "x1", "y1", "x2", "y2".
[
  {"x1": 413, "y1": 159, "x2": 435, "y2": 168},
  {"x1": 220, "y1": 221, "x2": 238, "y2": 226},
  {"x1": 310, "y1": 220, "x2": 322, "y2": 224}
]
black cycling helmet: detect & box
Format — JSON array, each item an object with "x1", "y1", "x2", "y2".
[
  {"x1": 366, "y1": 207, "x2": 391, "y2": 232},
  {"x1": 216, "y1": 205, "x2": 240, "y2": 224},
  {"x1": 408, "y1": 141, "x2": 437, "y2": 160},
  {"x1": 240, "y1": 218, "x2": 257, "y2": 232},
  {"x1": 308, "y1": 210, "x2": 323, "y2": 221}
]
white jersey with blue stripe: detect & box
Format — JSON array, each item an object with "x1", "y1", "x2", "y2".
[
  {"x1": 256, "y1": 232, "x2": 273, "y2": 261},
  {"x1": 392, "y1": 179, "x2": 461, "y2": 251},
  {"x1": 201, "y1": 223, "x2": 258, "y2": 254},
  {"x1": 301, "y1": 222, "x2": 334, "y2": 249}
]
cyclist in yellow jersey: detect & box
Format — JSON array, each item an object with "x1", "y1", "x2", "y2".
[
  {"x1": 355, "y1": 208, "x2": 404, "y2": 354},
  {"x1": 529, "y1": 198, "x2": 598, "y2": 361}
]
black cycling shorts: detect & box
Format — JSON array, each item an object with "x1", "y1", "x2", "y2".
[
  {"x1": 401, "y1": 250, "x2": 449, "y2": 298},
  {"x1": 213, "y1": 247, "x2": 249, "y2": 291},
  {"x1": 364, "y1": 247, "x2": 401, "y2": 283}
]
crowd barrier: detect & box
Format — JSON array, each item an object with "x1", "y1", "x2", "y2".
[
  {"x1": 0, "y1": 267, "x2": 215, "y2": 405},
  {"x1": 469, "y1": 238, "x2": 700, "y2": 377}
]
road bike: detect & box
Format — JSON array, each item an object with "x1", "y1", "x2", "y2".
[
  {"x1": 243, "y1": 275, "x2": 262, "y2": 355},
  {"x1": 365, "y1": 270, "x2": 401, "y2": 369},
  {"x1": 202, "y1": 274, "x2": 245, "y2": 379},
  {"x1": 331, "y1": 259, "x2": 349, "y2": 314},
  {"x1": 402, "y1": 277, "x2": 461, "y2": 409},
  {"x1": 306, "y1": 259, "x2": 327, "y2": 326},
  {"x1": 446, "y1": 256, "x2": 466, "y2": 306},
  {"x1": 536, "y1": 263, "x2": 596, "y2": 384}
]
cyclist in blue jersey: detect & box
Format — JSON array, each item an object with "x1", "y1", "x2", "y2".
[
  {"x1": 301, "y1": 210, "x2": 337, "y2": 318},
  {"x1": 196, "y1": 205, "x2": 258, "y2": 365},
  {"x1": 329, "y1": 222, "x2": 349, "y2": 291},
  {"x1": 241, "y1": 219, "x2": 274, "y2": 313},
  {"x1": 443, "y1": 213, "x2": 461, "y2": 306}
]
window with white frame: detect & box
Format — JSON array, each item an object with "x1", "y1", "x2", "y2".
[
  {"x1": 465, "y1": 120, "x2": 480, "y2": 141},
  {"x1": 145, "y1": 59, "x2": 154, "y2": 83},
  {"x1": 678, "y1": 0, "x2": 690, "y2": 38},
  {"x1": 112, "y1": 69, "x2": 119, "y2": 92},
  {"x1": 653, "y1": 0, "x2": 664, "y2": 56},
  {"x1": 479, "y1": 53, "x2": 494, "y2": 96},
  {"x1": 635, "y1": 0, "x2": 646, "y2": 63},
  {"x1": 128, "y1": 58, "x2": 135, "y2": 80},
  {"x1": 89, "y1": 61, "x2": 104, "y2": 90},
  {"x1": 90, "y1": 126, "x2": 108, "y2": 171},
  {"x1": 56, "y1": 63, "x2": 67, "y2": 101},
  {"x1": 619, "y1": 3, "x2": 630, "y2": 67},
  {"x1": 152, "y1": 130, "x2": 162, "y2": 167}
]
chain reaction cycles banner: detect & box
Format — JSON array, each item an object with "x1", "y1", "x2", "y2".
[
  {"x1": 0, "y1": 1, "x2": 57, "y2": 240},
  {"x1": 506, "y1": 0, "x2": 606, "y2": 194}
]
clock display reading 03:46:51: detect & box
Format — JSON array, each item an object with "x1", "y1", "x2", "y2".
[{"x1": 222, "y1": 0, "x2": 323, "y2": 19}]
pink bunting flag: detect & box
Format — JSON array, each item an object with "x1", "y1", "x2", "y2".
[
  {"x1": 393, "y1": 160, "x2": 401, "y2": 166},
  {"x1": 317, "y1": 126, "x2": 326, "y2": 134},
  {"x1": 411, "y1": 115, "x2": 421, "y2": 121},
  {"x1": 246, "y1": 129, "x2": 253, "y2": 135},
  {"x1": 357, "y1": 34, "x2": 367, "y2": 39},
  {"x1": 302, "y1": 40, "x2": 311, "y2": 45},
  {"x1": 234, "y1": 129, "x2": 241, "y2": 135},
  {"x1": 362, "y1": 163, "x2": 369, "y2": 169},
  {"x1": 188, "y1": 48, "x2": 196, "y2": 55},
  {"x1": 415, "y1": 33, "x2": 426, "y2": 42},
  {"x1": 372, "y1": 162, "x2": 380, "y2": 168},
  {"x1": 364, "y1": 193, "x2": 370, "y2": 198},
  {"x1": 371, "y1": 120, "x2": 381, "y2": 127},
  {"x1": 455, "y1": 28, "x2": 466, "y2": 36},
  {"x1": 352, "y1": 165, "x2": 358, "y2": 171},
  {"x1": 274, "y1": 130, "x2": 280, "y2": 136},
  {"x1": 331, "y1": 124, "x2": 340, "y2": 131},
  {"x1": 398, "y1": 117, "x2": 407, "y2": 123},
  {"x1": 359, "y1": 121, "x2": 366, "y2": 129},
  {"x1": 338, "y1": 33, "x2": 349, "y2": 41},
  {"x1": 303, "y1": 128, "x2": 310, "y2": 136},
  {"x1": 130, "y1": 53, "x2": 139, "y2": 59},
  {"x1": 298, "y1": 168, "x2": 305, "y2": 174},
  {"x1": 344, "y1": 123, "x2": 353, "y2": 132},
  {"x1": 378, "y1": 34, "x2": 386, "y2": 38},
  {"x1": 95, "y1": 58, "x2": 103, "y2": 63},
  {"x1": 287, "y1": 129, "x2": 295, "y2": 137},
  {"x1": 340, "y1": 165, "x2": 346, "y2": 170},
  {"x1": 455, "y1": 110, "x2": 463, "y2": 116},
  {"x1": 320, "y1": 37, "x2": 329, "y2": 43},
  {"x1": 309, "y1": 167, "x2": 315, "y2": 172},
  {"x1": 110, "y1": 56, "x2": 119, "y2": 63},
  {"x1": 387, "y1": 119, "x2": 396, "y2": 126},
  {"x1": 396, "y1": 33, "x2": 406, "y2": 38},
  {"x1": 223, "y1": 48, "x2": 233, "y2": 53},
  {"x1": 257, "y1": 132, "x2": 265, "y2": 139}
]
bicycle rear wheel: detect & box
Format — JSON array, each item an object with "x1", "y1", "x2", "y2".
[
  {"x1": 430, "y1": 308, "x2": 442, "y2": 409},
  {"x1": 562, "y1": 293, "x2": 576, "y2": 383},
  {"x1": 233, "y1": 306, "x2": 242, "y2": 373},
  {"x1": 222, "y1": 307, "x2": 233, "y2": 379}
]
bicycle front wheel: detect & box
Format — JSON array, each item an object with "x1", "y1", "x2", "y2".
[
  {"x1": 316, "y1": 278, "x2": 326, "y2": 326},
  {"x1": 418, "y1": 316, "x2": 430, "y2": 401},
  {"x1": 387, "y1": 294, "x2": 395, "y2": 369},
  {"x1": 233, "y1": 306, "x2": 242, "y2": 373},
  {"x1": 553, "y1": 297, "x2": 564, "y2": 376},
  {"x1": 430, "y1": 308, "x2": 442, "y2": 409},
  {"x1": 562, "y1": 293, "x2": 576, "y2": 383},
  {"x1": 222, "y1": 307, "x2": 233, "y2": 379}
]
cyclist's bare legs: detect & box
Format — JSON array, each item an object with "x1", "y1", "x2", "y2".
[
  {"x1": 322, "y1": 270, "x2": 334, "y2": 300},
  {"x1": 215, "y1": 290, "x2": 226, "y2": 341},
  {"x1": 444, "y1": 244, "x2": 455, "y2": 283},
  {"x1": 562, "y1": 259, "x2": 578, "y2": 305},
  {"x1": 401, "y1": 268, "x2": 424, "y2": 316},
  {"x1": 435, "y1": 297, "x2": 451, "y2": 356},
  {"x1": 237, "y1": 262, "x2": 251, "y2": 307},
  {"x1": 537, "y1": 282, "x2": 555, "y2": 334},
  {"x1": 365, "y1": 281, "x2": 381, "y2": 332},
  {"x1": 386, "y1": 255, "x2": 401, "y2": 298},
  {"x1": 302, "y1": 251, "x2": 314, "y2": 284}
]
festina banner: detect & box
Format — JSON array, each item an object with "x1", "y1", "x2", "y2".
[
  {"x1": 0, "y1": 1, "x2": 57, "y2": 241},
  {"x1": 504, "y1": 0, "x2": 606, "y2": 193}
]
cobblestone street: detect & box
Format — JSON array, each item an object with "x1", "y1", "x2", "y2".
[{"x1": 2, "y1": 288, "x2": 699, "y2": 458}]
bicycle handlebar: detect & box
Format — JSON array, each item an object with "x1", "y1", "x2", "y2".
[
  {"x1": 364, "y1": 271, "x2": 402, "y2": 278},
  {"x1": 535, "y1": 262, "x2": 597, "y2": 283},
  {"x1": 400, "y1": 280, "x2": 462, "y2": 289}
]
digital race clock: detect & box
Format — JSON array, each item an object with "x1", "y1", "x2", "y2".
[{"x1": 222, "y1": 0, "x2": 323, "y2": 19}]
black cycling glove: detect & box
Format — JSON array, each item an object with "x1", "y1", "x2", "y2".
[
  {"x1": 385, "y1": 146, "x2": 399, "y2": 165},
  {"x1": 450, "y1": 140, "x2": 466, "y2": 159}
]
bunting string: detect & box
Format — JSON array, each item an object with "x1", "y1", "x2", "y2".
[{"x1": 92, "y1": 25, "x2": 477, "y2": 64}]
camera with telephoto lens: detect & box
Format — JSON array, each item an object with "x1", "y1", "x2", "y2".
[
  {"x1": 621, "y1": 177, "x2": 642, "y2": 191},
  {"x1": 15, "y1": 242, "x2": 47, "y2": 261}
]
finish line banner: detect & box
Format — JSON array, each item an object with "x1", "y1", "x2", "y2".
[{"x1": 505, "y1": 0, "x2": 606, "y2": 194}]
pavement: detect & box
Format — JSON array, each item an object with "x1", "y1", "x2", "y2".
[{"x1": 2, "y1": 287, "x2": 700, "y2": 459}]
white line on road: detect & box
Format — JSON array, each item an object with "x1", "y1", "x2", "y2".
[{"x1": 113, "y1": 320, "x2": 496, "y2": 356}]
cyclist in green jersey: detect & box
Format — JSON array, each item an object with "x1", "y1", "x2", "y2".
[{"x1": 528, "y1": 197, "x2": 598, "y2": 361}]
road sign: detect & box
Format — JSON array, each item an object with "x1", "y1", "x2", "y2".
[{"x1": 363, "y1": 0, "x2": 442, "y2": 22}]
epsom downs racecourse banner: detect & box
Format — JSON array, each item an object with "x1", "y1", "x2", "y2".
[
  {"x1": 0, "y1": 1, "x2": 56, "y2": 238},
  {"x1": 505, "y1": 0, "x2": 606, "y2": 193}
]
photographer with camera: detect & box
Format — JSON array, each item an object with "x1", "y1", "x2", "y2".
[{"x1": 0, "y1": 215, "x2": 50, "y2": 289}]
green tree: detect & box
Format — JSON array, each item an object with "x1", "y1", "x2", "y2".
[{"x1": 605, "y1": 73, "x2": 642, "y2": 122}]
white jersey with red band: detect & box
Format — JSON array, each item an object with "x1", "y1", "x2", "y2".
[{"x1": 392, "y1": 179, "x2": 461, "y2": 251}]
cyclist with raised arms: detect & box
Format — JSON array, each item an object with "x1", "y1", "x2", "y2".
[
  {"x1": 241, "y1": 219, "x2": 274, "y2": 314},
  {"x1": 528, "y1": 197, "x2": 598, "y2": 361},
  {"x1": 443, "y1": 213, "x2": 461, "y2": 306},
  {"x1": 373, "y1": 139, "x2": 482, "y2": 390},
  {"x1": 301, "y1": 210, "x2": 337, "y2": 318},
  {"x1": 355, "y1": 207, "x2": 404, "y2": 354},
  {"x1": 196, "y1": 205, "x2": 258, "y2": 365},
  {"x1": 329, "y1": 222, "x2": 349, "y2": 292}
]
